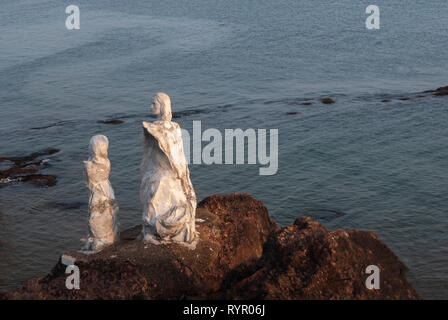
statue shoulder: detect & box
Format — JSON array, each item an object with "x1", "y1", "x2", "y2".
[
  {"x1": 142, "y1": 121, "x2": 154, "y2": 129},
  {"x1": 143, "y1": 120, "x2": 180, "y2": 131},
  {"x1": 171, "y1": 121, "x2": 180, "y2": 130},
  {"x1": 84, "y1": 160, "x2": 93, "y2": 169}
]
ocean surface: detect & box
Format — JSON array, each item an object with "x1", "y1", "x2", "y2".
[{"x1": 1, "y1": 0, "x2": 447, "y2": 299}]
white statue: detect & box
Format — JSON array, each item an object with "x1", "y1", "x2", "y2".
[
  {"x1": 81, "y1": 135, "x2": 119, "y2": 252},
  {"x1": 140, "y1": 92, "x2": 197, "y2": 248}
]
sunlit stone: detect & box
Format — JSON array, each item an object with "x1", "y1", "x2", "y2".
[
  {"x1": 81, "y1": 135, "x2": 119, "y2": 252},
  {"x1": 140, "y1": 93, "x2": 197, "y2": 249}
]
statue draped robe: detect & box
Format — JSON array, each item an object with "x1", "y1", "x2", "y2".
[
  {"x1": 83, "y1": 156, "x2": 119, "y2": 252},
  {"x1": 140, "y1": 120, "x2": 197, "y2": 248}
]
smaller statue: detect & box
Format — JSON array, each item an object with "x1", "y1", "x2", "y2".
[{"x1": 81, "y1": 135, "x2": 119, "y2": 252}]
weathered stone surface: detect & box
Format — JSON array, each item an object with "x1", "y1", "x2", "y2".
[
  {"x1": 434, "y1": 85, "x2": 448, "y2": 96},
  {"x1": 140, "y1": 93, "x2": 197, "y2": 247},
  {"x1": 1, "y1": 194, "x2": 419, "y2": 300},
  {"x1": 215, "y1": 217, "x2": 419, "y2": 299},
  {"x1": 81, "y1": 135, "x2": 119, "y2": 252}
]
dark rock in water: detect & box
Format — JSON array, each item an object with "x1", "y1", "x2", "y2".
[
  {"x1": 218, "y1": 217, "x2": 419, "y2": 300},
  {"x1": 286, "y1": 112, "x2": 297, "y2": 115},
  {"x1": 0, "y1": 149, "x2": 59, "y2": 166},
  {"x1": 399, "y1": 97, "x2": 410, "y2": 101},
  {"x1": 320, "y1": 98, "x2": 335, "y2": 104},
  {"x1": 382, "y1": 99, "x2": 391, "y2": 103},
  {"x1": 172, "y1": 109, "x2": 203, "y2": 119},
  {"x1": 0, "y1": 149, "x2": 58, "y2": 187},
  {"x1": 421, "y1": 85, "x2": 448, "y2": 97},
  {"x1": 1, "y1": 194, "x2": 419, "y2": 300},
  {"x1": 98, "y1": 120, "x2": 124, "y2": 125},
  {"x1": 31, "y1": 121, "x2": 73, "y2": 131},
  {"x1": 305, "y1": 208, "x2": 346, "y2": 222},
  {"x1": 19, "y1": 174, "x2": 57, "y2": 187},
  {"x1": 434, "y1": 86, "x2": 448, "y2": 96},
  {"x1": 302, "y1": 102, "x2": 313, "y2": 106},
  {"x1": 0, "y1": 167, "x2": 39, "y2": 179}
]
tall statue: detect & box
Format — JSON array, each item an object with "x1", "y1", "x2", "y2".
[
  {"x1": 81, "y1": 135, "x2": 119, "y2": 252},
  {"x1": 140, "y1": 92, "x2": 197, "y2": 248}
]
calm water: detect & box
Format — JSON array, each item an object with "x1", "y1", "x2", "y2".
[{"x1": 1, "y1": 0, "x2": 447, "y2": 299}]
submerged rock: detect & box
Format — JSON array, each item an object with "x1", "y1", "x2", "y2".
[
  {"x1": 421, "y1": 85, "x2": 448, "y2": 97},
  {"x1": 19, "y1": 174, "x2": 57, "y2": 187},
  {"x1": 0, "y1": 149, "x2": 59, "y2": 187},
  {"x1": 320, "y1": 98, "x2": 335, "y2": 104},
  {"x1": 434, "y1": 86, "x2": 448, "y2": 96},
  {"x1": 1, "y1": 194, "x2": 419, "y2": 300},
  {"x1": 172, "y1": 109, "x2": 203, "y2": 119},
  {"x1": 0, "y1": 148, "x2": 59, "y2": 167},
  {"x1": 98, "y1": 120, "x2": 124, "y2": 125}
]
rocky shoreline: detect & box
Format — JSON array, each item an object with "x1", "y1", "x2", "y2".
[
  {"x1": 1, "y1": 194, "x2": 419, "y2": 300},
  {"x1": 0, "y1": 148, "x2": 60, "y2": 187}
]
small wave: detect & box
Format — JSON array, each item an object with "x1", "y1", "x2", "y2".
[{"x1": 0, "y1": 177, "x2": 19, "y2": 184}]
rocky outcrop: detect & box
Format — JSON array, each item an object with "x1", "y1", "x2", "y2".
[
  {"x1": 1, "y1": 194, "x2": 419, "y2": 300},
  {"x1": 423, "y1": 85, "x2": 448, "y2": 96},
  {"x1": 0, "y1": 148, "x2": 59, "y2": 187},
  {"x1": 320, "y1": 98, "x2": 335, "y2": 104},
  {"x1": 215, "y1": 216, "x2": 418, "y2": 299}
]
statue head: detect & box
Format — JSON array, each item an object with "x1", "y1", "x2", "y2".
[
  {"x1": 150, "y1": 92, "x2": 172, "y2": 121},
  {"x1": 89, "y1": 135, "x2": 109, "y2": 161}
]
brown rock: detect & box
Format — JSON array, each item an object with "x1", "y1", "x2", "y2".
[
  {"x1": 0, "y1": 167, "x2": 38, "y2": 179},
  {"x1": 1, "y1": 194, "x2": 419, "y2": 300},
  {"x1": 98, "y1": 120, "x2": 124, "y2": 125},
  {"x1": 0, "y1": 149, "x2": 58, "y2": 187},
  {"x1": 434, "y1": 86, "x2": 448, "y2": 96},
  {"x1": 216, "y1": 217, "x2": 419, "y2": 300},
  {"x1": 172, "y1": 109, "x2": 203, "y2": 119},
  {"x1": 198, "y1": 194, "x2": 277, "y2": 272},
  {"x1": 3, "y1": 259, "x2": 149, "y2": 300},
  {"x1": 0, "y1": 149, "x2": 59, "y2": 167},
  {"x1": 320, "y1": 98, "x2": 335, "y2": 104}
]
